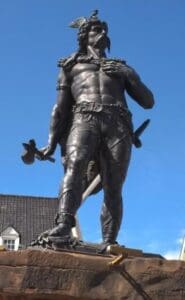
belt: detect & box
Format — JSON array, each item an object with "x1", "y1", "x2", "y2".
[{"x1": 73, "y1": 102, "x2": 132, "y2": 115}]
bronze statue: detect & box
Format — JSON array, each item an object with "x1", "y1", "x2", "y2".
[{"x1": 25, "y1": 11, "x2": 154, "y2": 251}]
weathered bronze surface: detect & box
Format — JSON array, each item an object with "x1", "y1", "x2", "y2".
[{"x1": 26, "y1": 11, "x2": 154, "y2": 250}]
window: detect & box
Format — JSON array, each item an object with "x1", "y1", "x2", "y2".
[
  {"x1": 0, "y1": 226, "x2": 20, "y2": 251},
  {"x1": 3, "y1": 239, "x2": 15, "y2": 251}
]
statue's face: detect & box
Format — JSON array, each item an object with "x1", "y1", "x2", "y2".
[{"x1": 88, "y1": 22, "x2": 108, "y2": 50}]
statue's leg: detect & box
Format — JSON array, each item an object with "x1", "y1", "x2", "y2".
[
  {"x1": 49, "y1": 114, "x2": 100, "y2": 238},
  {"x1": 100, "y1": 123, "x2": 132, "y2": 245}
]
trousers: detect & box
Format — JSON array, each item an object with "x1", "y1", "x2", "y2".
[{"x1": 57, "y1": 103, "x2": 133, "y2": 243}]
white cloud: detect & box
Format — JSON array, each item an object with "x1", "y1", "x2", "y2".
[
  {"x1": 163, "y1": 250, "x2": 179, "y2": 260},
  {"x1": 163, "y1": 229, "x2": 185, "y2": 260},
  {"x1": 176, "y1": 237, "x2": 184, "y2": 245}
]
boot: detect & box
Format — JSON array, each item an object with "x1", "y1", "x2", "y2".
[{"x1": 49, "y1": 212, "x2": 76, "y2": 238}]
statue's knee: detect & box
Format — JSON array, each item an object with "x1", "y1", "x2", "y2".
[
  {"x1": 67, "y1": 155, "x2": 85, "y2": 173},
  {"x1": 104, "y1": 184, "x2": 122, "y2": 198}
]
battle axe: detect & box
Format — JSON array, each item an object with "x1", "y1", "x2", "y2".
[{"x1": 21, "y1": 139, "x2": 55, "y2": 164}]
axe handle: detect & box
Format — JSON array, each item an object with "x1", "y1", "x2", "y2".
[
  {"x1": 35, "y1": 149, "x2": 55, "y2": 163},
  {"x1": 47, "y1": 156, "x2": 55, "y2": 163}
]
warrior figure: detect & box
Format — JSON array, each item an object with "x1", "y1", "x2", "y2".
[{"x1": 41, "y1": 11, "x2": 154, "y2": 249}]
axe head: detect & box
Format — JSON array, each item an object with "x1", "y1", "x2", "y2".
[{"x1": 21, "y1": 140, "x2": 36, "y2": 164}]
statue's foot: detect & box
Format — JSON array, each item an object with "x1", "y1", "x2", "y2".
[
  {"x1": 47, "y1": 223, "x2": 75, "y2": 250},
  {"x1": 48, "y1": 223, "x2": 71, "y2": 238},
  {"x1": 30, "y1": 223, "x2": 74, "y2": 250},
  {"x1": 99, "y1": 240, "x2": 125, "y2": 254}
]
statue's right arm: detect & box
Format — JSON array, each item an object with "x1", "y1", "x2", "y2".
[{"x1": 42, "y1": 70, "x2": 72, "y2": 157}]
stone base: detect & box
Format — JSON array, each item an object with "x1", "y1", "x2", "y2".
[{"x1": 0, "y1": 249, "x2": 185, "y2": 300}]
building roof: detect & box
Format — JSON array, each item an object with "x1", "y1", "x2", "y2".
[{"x1": 0, "y1": 194, "x2": 59, "y2": 247}]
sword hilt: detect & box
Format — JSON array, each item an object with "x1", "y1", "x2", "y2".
[{"x1": 133, "y1": 119, "x2": 150, "y2": 148}]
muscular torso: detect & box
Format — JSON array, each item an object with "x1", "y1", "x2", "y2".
[
  {"x1": 48, "y1": 56, "x2": 153, "y2": 148},
  {"x1": 69, "y1": 62, "x2": 128, "y2": 107}
]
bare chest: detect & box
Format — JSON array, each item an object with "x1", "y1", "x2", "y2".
[
  {"x1": 71, "y1": 63, "x2": 100, "y2": 77},
  {"x1": 70, "y1": 62, "x2": 120, "y2": 87}
]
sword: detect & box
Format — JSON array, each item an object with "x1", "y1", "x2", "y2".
[{"x1": 133, "y1": 119, "x2": 150, "y2": 148}]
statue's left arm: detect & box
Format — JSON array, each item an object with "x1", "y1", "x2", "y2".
[{"x1": 124, "y1": 65, "x2": 154, "y2": 109}]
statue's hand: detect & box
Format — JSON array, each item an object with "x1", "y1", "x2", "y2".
[
  {"x1": 38, "y1": 145, "x2": 56, "y2": 160},
  {"x1": 101, "y1": 61, "x2": 124, "y2": 76}
]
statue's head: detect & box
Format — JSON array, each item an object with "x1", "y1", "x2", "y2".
[{"x1": 70, "y1": 10, "x2": 110, "y2": 55}]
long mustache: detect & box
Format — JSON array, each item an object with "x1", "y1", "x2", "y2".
[{"x1": 93, "y1": 34, "x2": 111, "y2": 52}]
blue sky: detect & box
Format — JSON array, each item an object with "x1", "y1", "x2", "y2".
[{"x1": 0, "y1": 0, "x2": 185, "y2": 258}]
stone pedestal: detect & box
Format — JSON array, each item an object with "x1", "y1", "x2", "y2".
[{"x1": 0, "y1": 249, "x2": 184, "y2": 300}]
